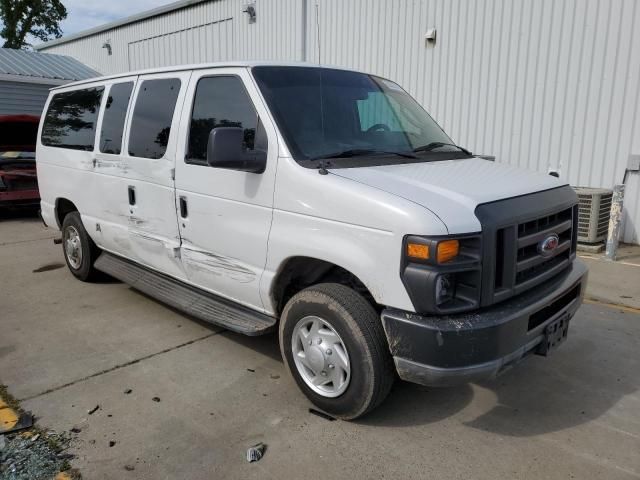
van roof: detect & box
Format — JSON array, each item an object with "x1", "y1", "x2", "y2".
[{"x1": 51, "y1": 61, "x2": 365, "y2": 91}]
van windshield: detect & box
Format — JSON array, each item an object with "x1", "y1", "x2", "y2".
[{"x1": 252, "y1": 66, "x2": 471, "y2": 168}]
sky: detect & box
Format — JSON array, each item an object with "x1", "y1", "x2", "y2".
[{"x1": 58, "y1": 0, "x2": 173, "y2": 37}]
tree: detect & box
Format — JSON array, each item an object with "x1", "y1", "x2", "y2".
[{"x1": 0, "y1": 0, "x2": 67, "y2": 49}]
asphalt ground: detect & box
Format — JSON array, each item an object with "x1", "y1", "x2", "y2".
[{"x1": 1, "y1": 212, "x2": 639, "y2": 479}]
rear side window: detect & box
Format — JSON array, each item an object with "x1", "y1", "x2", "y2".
[
  {"x1": 99, "y1": 82, "x2": 134, "y2": 154},
  {"x1": 41, "y1": 87, "x2": 104, "y2": 151},
  {"x1": 128, "y1": 78, "x2": 180, "y2": 159},
  {"x1": 187, "y1": 76, "x2": 258, "y2": 164}
]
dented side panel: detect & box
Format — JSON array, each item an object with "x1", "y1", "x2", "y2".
[
  {"x1": 107, "y1": 70, "x2": 191, "y2": 279},
  {"x1": 173, "y1": 67, "x2": 279, "y2": 312},
  {"x1": 36, "y1": 72, "x2": 192, "y2": 281}
]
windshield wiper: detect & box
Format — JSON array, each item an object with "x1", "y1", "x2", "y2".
[
  {"x1": 310, "y1": 148, "x2": 417, "y2": 160},
  {"x1": 413, "y1": 142, "x2": 472, "y2": 156}
]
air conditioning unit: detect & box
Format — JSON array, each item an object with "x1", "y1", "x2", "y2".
[{"x1": 573, "y1": 187, "x2": 613, "y2": 243}]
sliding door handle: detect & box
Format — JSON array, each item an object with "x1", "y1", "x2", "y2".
[
  {"x1": 128, "y1": 186, "x2": 136, "y2": 205},
  {"x1": 179, "y1": 196, "x2": 188, "y2": 218}
]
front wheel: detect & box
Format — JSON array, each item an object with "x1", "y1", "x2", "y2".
[
  {"x1": 279, "y1": 283, "x2": 394, "y2": 420},
  {"x1": 61, "y1": 212, "x2": 101, "y2": 281}
]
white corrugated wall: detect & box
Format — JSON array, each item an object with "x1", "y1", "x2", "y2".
[
  {"x1": 37, "y1": 0, "x2": 640, "y2": 243},
  {"x1": 36, "y1": 0, "x2": 304, "y2": 72}
]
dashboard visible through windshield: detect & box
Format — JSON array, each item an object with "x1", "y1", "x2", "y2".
[{"x1": 252, "y1": 66, "x2": 472, "y2": 168}]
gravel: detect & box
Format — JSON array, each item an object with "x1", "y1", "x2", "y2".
[{"x1": 0, "y1": 431, "x2": 75, "y2": 480}]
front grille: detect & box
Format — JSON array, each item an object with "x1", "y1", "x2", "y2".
[
  {"x1": 490, "y1": 205, "x2": 577, "y2": 304},
  {"x1": 475, "y1": 186, "x2": 579, "y2": 308},
  {"x1": 514, "y1": 207, "x2": 574, "y2": 286}
]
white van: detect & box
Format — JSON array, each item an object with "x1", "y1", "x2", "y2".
[{"x1": 37, "y1": 62, "x2": 588, "y2": 419}]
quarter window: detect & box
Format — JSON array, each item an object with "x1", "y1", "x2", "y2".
[
  {"x1": 41, "y1": 87, "x2": 104, "y2": 151},
  {"x1": 187, "y1": 76, "x2": 258, "y2": 164},
  {"x1": 99, "y1": 82, "x2": 134, "y2": 154},
  {"x1": 128, "y1": 78, "x2": 181, "y2": 159}
]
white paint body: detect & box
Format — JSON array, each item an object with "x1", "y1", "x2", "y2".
[{"x1": 37, "y1": 62, "x2": 568, "y2": 315}]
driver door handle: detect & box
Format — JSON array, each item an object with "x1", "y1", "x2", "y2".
[
  {"x1": 179, "y1": 196, "x2": 188, "y2": 218},
  {"x1": 128, "y1": 186, "x2": 136, "y2": 206}
]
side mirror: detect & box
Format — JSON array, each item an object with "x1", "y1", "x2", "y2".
[{"x1": 206, "y1": 126, "x2": 266, "y2": 173}]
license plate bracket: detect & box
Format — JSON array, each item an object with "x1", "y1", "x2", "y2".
[{"x1": 535, "y1": 313, "x2": 570, "y2": 356}]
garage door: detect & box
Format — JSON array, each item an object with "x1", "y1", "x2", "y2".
[{"x1": 128, "y1": 18, "x2": 233, "y2": 71}]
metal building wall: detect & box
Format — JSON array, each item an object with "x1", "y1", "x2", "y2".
[
  {"x1": 38, "y1": 0, "x2": 640, "y2": 243},
  {"x1": 37, "y1": 0, "x2": 304, "y2": 73},
  {"x1": 308, "y1": 0, "x2": 640, "y2": 244},
  {"x1": 0, "y1": 81, "x2": 55, "y2": 116}
]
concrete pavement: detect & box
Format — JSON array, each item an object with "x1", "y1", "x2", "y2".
[
  {"x1": 580, "y1": 244, "x2": 640, "y2": 310},
  {"x1": 1, "y1": 214, "x2": 640, "y2": 479}
]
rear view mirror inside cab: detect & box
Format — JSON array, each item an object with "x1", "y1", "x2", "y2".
[{"x1": 206, "y1": 125, "x2": 266, "y2": 174}]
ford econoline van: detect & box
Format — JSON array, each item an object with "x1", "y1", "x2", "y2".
[{"x1": 37, "y1": 62, "x2": 588, "y2": 419}]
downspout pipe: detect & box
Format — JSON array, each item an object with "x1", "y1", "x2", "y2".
[
  {"x1": 605, "y1": 184, "x2": 625, "y2": 261},
  {"x1": 301, "y1": 0, "x2": 307, "y2": 61}
]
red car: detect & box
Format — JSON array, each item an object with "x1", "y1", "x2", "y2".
[{"x1": 0, "y1": 115, "x2": 40, "y2": 208}]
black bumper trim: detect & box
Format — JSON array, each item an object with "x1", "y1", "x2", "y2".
[
  {"x1": 382, "y1": 259, "x2": 588, "y2": 386},
  {"x1": 393, "y1": 335, "x2": 543, "y2": 387}
]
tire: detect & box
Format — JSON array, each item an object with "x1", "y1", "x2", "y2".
[
  {"x1": 279, "y1": 283, "x2": 395, "y2": 420},
  {"x1": 61, "y1": 212, "x2": 101, "y2": 281}
]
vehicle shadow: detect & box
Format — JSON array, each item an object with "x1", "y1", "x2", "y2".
[
  {"x1": 0, "y1": 207, "x2": 40, "y2": 222},
  {"x1": 461, "y1": 322, "x2": 639, "y2": 437},
  {"x1": 362, "y1": 307, "x2": 640, "y2": 436},
  {"x1": 361, "y1": 381, "x2": 475, "y2": 427},
  {"x1": 127, "y1": 287, "x2": 284, "y2": 363},
  {"x1": 124, "y1": 289, "x2": 639, "y2": 436},
  {"x1": 219, "y1": 330, "x2": 283, "y2": 363}
]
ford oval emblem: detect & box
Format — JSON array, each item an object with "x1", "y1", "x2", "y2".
[{"x1": 538, "y1": 233, "x2": 560, "y2": 257}]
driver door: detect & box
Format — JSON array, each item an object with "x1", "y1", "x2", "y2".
[{"x1": 174, "y1": 68, "x2": 278, "y2": 312}]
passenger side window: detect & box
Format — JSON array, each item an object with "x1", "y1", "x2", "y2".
[
  {"x1": 99, "y1": 82, "x2": 134, "y2": 154},
  {"x1": 187, "y1": 76, "x2": 258, "y2": 165},
  {"x1": 41, "y1": 87, "x2": 104, "y2": 151},
  {"x1": 128, "y1": 78, "x2": 181, "y2": 159}
]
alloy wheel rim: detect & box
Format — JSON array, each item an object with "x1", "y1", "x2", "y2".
[
  {"x1": 64, "y1": 226, "x2": 83, "y2": 270},
  {"x1": 291, "y1": 315, "x2": 351, "y2": 398}
]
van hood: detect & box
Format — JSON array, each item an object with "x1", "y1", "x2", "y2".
[{"x1": 329, "y1": 157, "x2": 565, "y2": 234}]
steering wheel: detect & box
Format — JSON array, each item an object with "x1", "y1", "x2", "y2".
[{"x1": 366, "y1": 123, "x2": 391, "y2": 133}]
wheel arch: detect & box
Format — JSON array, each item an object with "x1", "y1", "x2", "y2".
[
  {"x1": 54, "y1": 197, "x2": 79, "y2": 229},
  {"x1": 270, "y1": 256, "x2": 378, "y2": 316}
]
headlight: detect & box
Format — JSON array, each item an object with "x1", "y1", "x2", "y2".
[
  {"x1": 436, "y1": 240, "x2": 459, "y2": 263},
  {"x1": 406, "y1": 238, "x2": 461, "y2": 264},
  {"x1": 402, "y1": 234, "x2": 482, "y2": 314}
]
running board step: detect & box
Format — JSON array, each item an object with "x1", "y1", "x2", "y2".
[{"x1": 94, "y1": 252, "x2": 276, "y2": 336}]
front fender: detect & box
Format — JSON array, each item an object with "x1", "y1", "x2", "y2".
[{"x1": 261, "y1": 210, "x2": 412, "y2": 314}]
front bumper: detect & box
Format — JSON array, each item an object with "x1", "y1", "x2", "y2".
[{"x1": 382, "y1": 259, "x2": 588, "y2": 386}]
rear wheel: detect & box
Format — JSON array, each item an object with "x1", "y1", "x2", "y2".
[
  {"x1": 279, "y1": 283, "x2": 394, "y2": 420},
  {"x1": 61, "y1": 212, "x2": 101, "y2": 281}
]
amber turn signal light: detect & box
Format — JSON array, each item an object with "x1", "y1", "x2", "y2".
[
  {"x1": 437, "y1": 240, "x2": 459, "y2": 263},
  {"x1": 407, "y1": 242, "x2": 429, "y2": 260}
]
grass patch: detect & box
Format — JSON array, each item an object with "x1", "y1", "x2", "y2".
[{"x1": 0, "y1": 384, "x2": 24, "y2": 413}]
